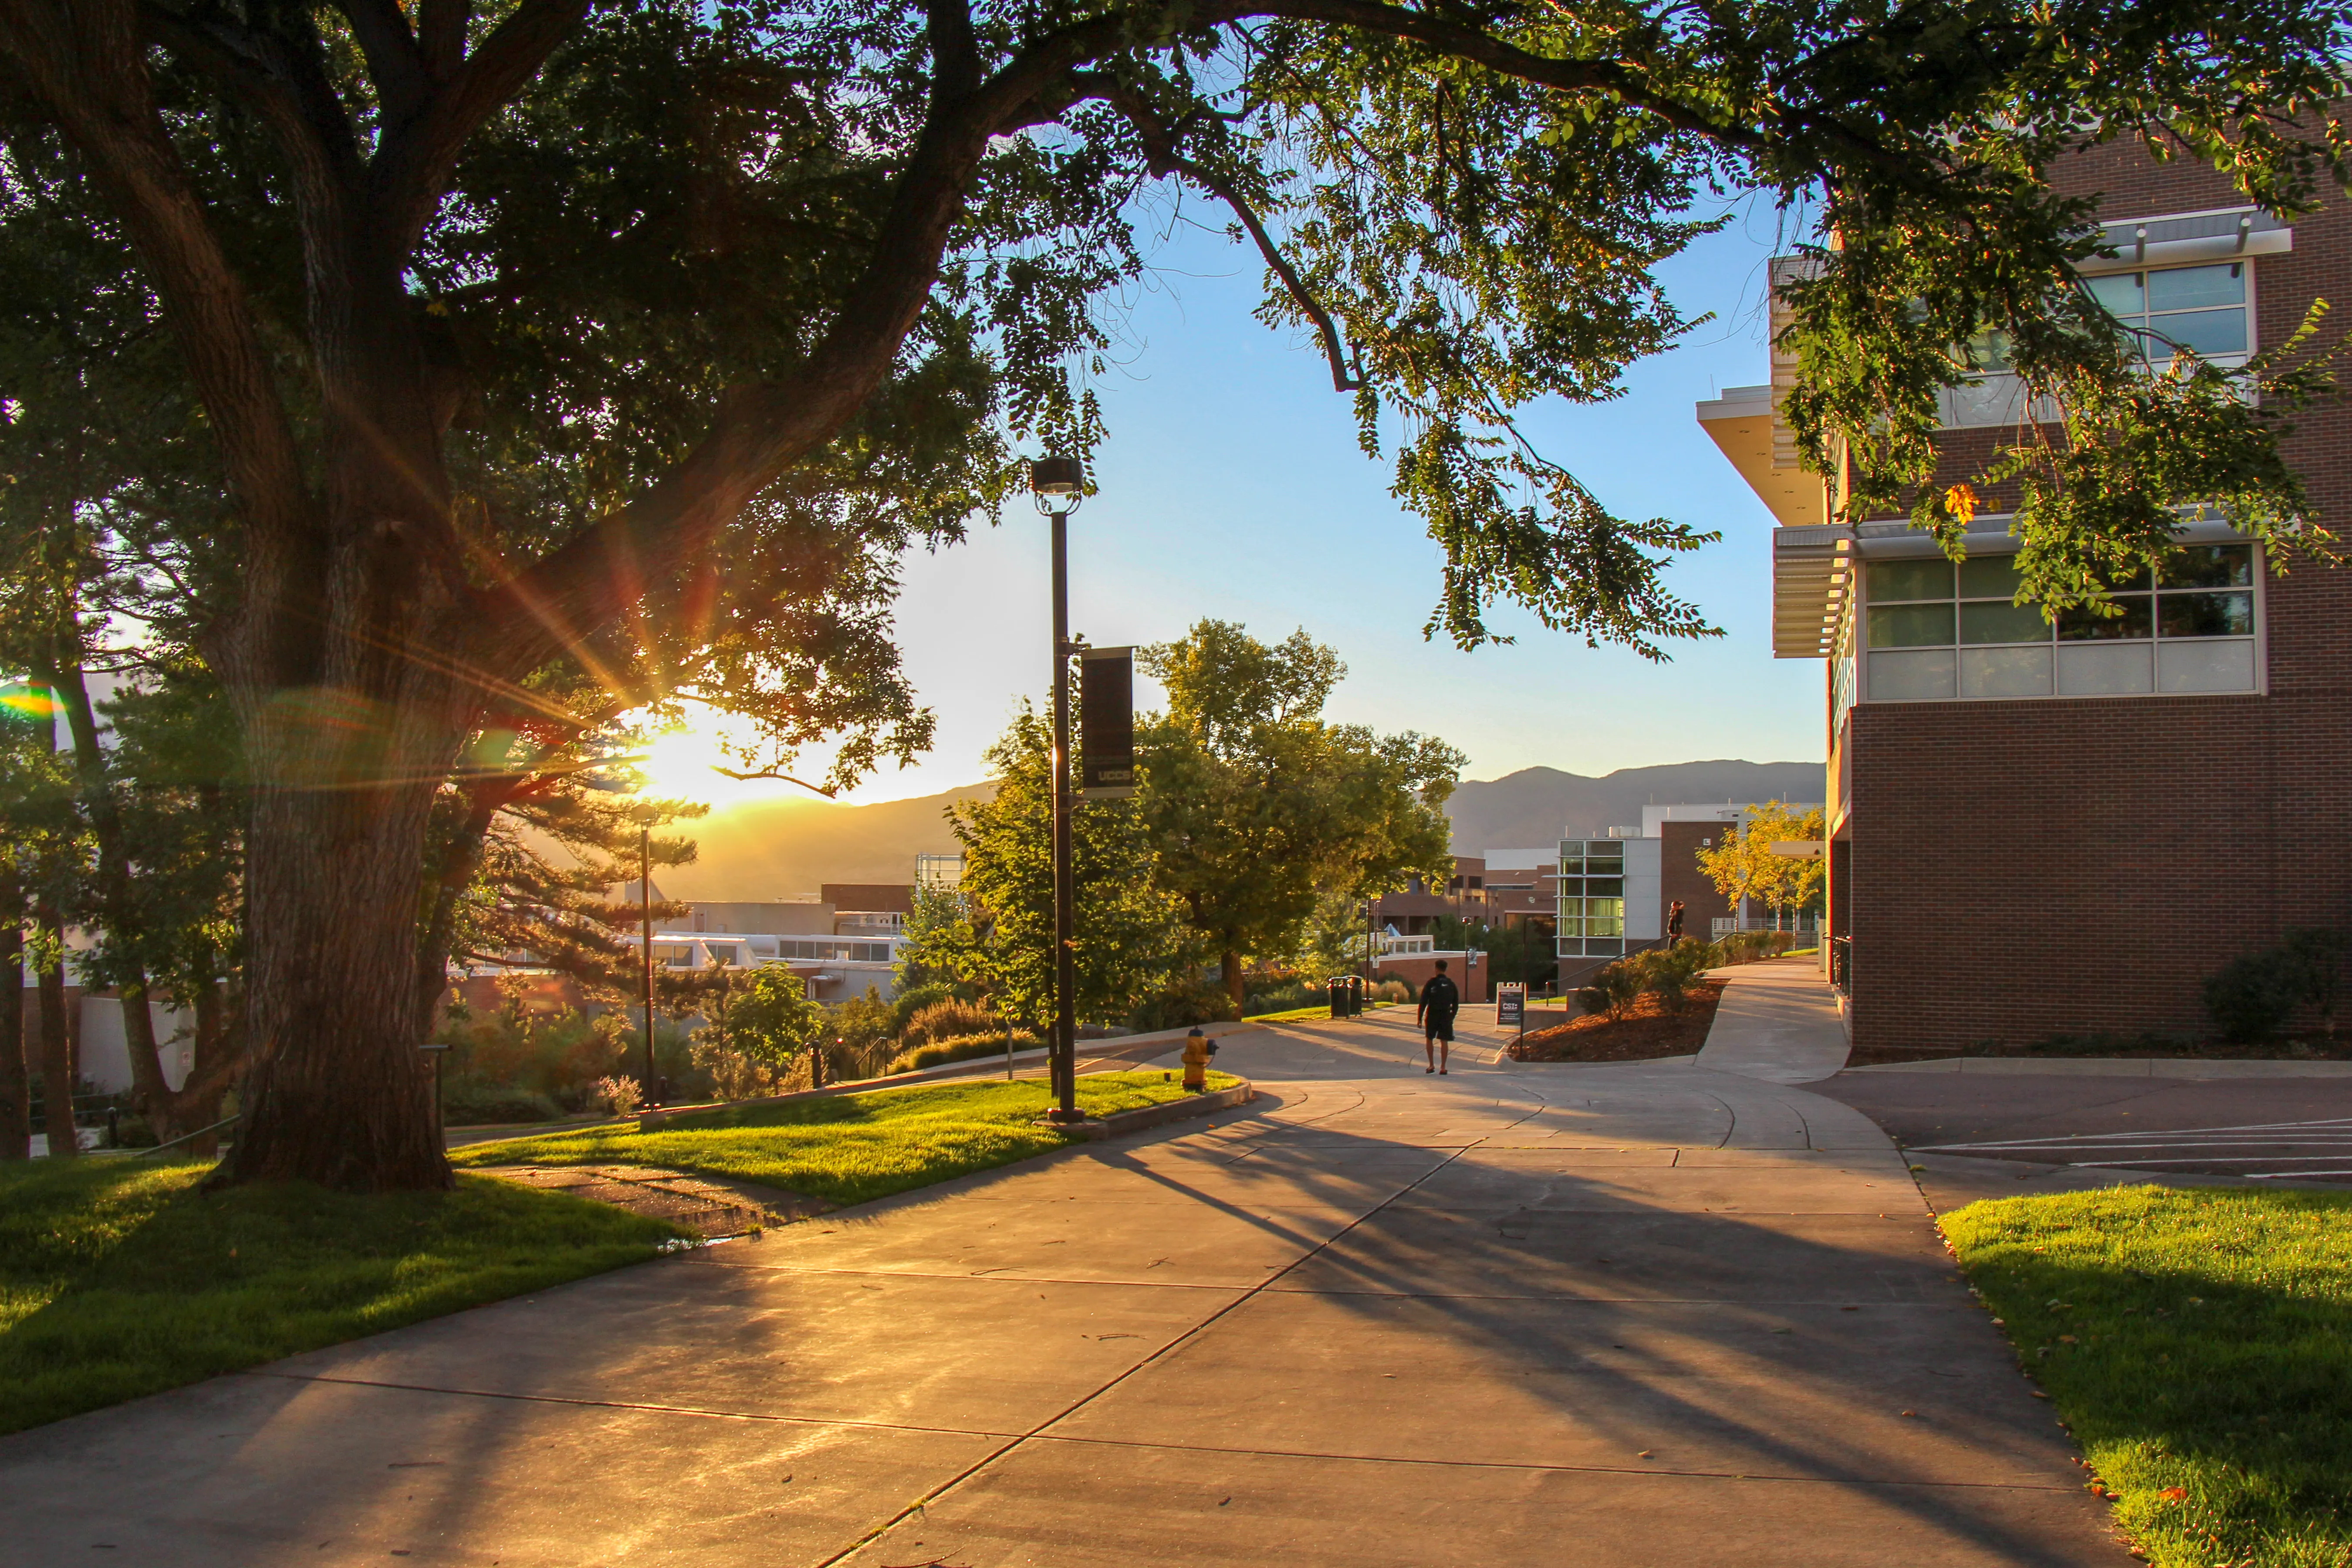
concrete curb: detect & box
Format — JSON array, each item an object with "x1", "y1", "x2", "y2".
[
  {"x1": 1848, "y1": 1056, "x2": 2352, "y2": 1079},
  {"x1": 1042, "y1": 1080, "x2": 1257, "y2": 1142}
]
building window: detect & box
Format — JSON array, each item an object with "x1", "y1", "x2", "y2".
[
  {"x1": 1942, "y1": 261, "x2": 2253, "y2": 428},
  {"x1": 1862, "y1": 544, "x2": 2258, "y2": 702},
  {"x1": 1557, "y1": 840, "x2": 1627, "y2": 957},
  {"x1": 2085, "y1": 262, "x2": 2251, "y2": 365}
]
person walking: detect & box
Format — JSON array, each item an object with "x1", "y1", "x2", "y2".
[
  {"x1": 1666, "y1": 900, "x2": 1686, "y2": 942},
  {"x1": 1419, "y1": 960, "x2": 1461, "y2": 1075}
]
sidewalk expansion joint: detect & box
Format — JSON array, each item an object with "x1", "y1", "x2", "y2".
[{"x1": 242, "y1": 1369, "x2": 1013, "y2": 1439}]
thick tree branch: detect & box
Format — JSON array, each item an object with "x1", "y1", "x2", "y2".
[
  {"x1": 375, "y1": 0, "x2": 588, "y2": 254},
  {"x1": 0, "y1": 1, "x2": 315, "y2": 570},
  {"x1": 140, "y1": 3, "x2": 368, "y2": 194},
  {"x1": 418, "y1": 0, "x2": 472, "y2": 79},
  {"x1": 332, "y1": 0, "x2": 431, "y2": 126},
  {"x1": 925, "y1": 0, "x2": 981, "y2": 100},
  {"x1": 471, "y1": 12, "x2": 1145, "y2": 677}
]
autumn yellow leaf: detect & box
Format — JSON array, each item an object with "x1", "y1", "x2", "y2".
[{"x1": 1945, "y1": 483, "x2": 1980, "y2": 525}]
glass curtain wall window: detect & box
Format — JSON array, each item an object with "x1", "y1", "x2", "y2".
[
  {"x1": 1863, "y1": 545, "x2": 2257, "y2": 701},
  {"x1": 1949, "y1": 261, "x2": 2251, "y2": 425},
  {"x1": 1558, "y1": 840, "x2": 1627, "y2": 958},
  {"x1": 1969, "y1": 262, "x2": 2252, "y2": 369}
]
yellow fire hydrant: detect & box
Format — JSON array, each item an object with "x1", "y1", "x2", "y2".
[{"x1": 1181, "y1": 1027, "x2": 1218, "y2": 1092}]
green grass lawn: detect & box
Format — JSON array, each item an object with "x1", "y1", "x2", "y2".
[
  {"x1": 1943, "y1": 1185, "x2": 2352, "y2": 1567},
  {"x1": 451, "y1": 1069, "x2": 1244, "y2": 1205},
  {"x1": 0, "y1": 1159, "x2": 680, "y2": 1437},
  {"x1": 1243, "y1": 1000, "x2": 1404, "y2": 1024}
]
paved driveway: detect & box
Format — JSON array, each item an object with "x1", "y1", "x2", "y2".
[{"x1": 0, "y1": 990, "x2": 2122, "y2": 1565}]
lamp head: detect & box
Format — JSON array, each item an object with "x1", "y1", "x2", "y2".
[{"x1": 1029, "y1": 456, "x2": 1086, "y2": 516}]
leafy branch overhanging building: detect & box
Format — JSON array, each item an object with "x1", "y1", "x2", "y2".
[{"x1": 1698, "y1": 138, "x2": 2352, "y2": 1052}]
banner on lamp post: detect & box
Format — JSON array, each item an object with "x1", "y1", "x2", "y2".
[{"x1": 1079, "y1": 646, "x2": 1136, "y2": 799}]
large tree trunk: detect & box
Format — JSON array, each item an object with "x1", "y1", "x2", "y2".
[
  {"x1": 220, "y1": 769, "x2": 454, "y2": 1191},
  {"x1": 1221, "y1": 949, "x2": 1245, "y2": 1015},
  {"x1": 0, "y1": 885, "x2": 27, "y2": 1159},
  {"x1": 34, "y1": 903, "x2": 74, "y2": 1159}
]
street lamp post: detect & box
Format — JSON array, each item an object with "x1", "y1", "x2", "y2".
[{"x1": 1031, "y1": 456, "x2": 1086, "y2": 1124}]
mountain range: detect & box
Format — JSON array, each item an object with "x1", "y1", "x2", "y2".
[
  {"x1": 655, "y1": 758, "x2": 1824, "y2": 902},
  {"x1": 1445, "y1": 760, "x2": 1826, "y2": 853}
]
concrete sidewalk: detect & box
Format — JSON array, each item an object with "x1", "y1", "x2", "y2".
[
  {"x1": 1692, "y1": 955, "x2": 1853, "y2": 1084},
  {"x1": 0, "y1": 1005, "x2": 2118, "y2": 1565}
]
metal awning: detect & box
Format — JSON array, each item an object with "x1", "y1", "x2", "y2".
[{"x1": 1772, "y1": 524, "x2": 1853, "y2": 659}]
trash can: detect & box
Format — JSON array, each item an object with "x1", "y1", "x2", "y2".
[{"x1": 1328, "y1": 976, "x2": 1351, "y2": 1018}]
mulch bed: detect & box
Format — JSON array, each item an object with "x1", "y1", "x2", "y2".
[
  {"x1": 1845, "y1": 1033, "x2": 2352, "y2": 1068},
  {"x1": 1507, "y1": 981, "x2": 1727, "y2": 1063},
  {"x1": 476, "y1": 1164, "x2": 834, "y2": 1237}
]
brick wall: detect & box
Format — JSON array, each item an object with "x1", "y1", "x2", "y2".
[
  {"x1": 1846, "y1": 136, "x2": 2352, "y2": 1052},
  {"x1": 1658, "y1": 821, "x2": 1739, "y2": 936}
]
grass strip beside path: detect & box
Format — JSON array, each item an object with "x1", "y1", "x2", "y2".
[
  {"x1": 1943, "y1": 1186, "x2": 2352, "y2": 1567},
  {"x1": 0, "y1": 1160, "x2": 680, "y2": 1437},
  {"x1": 451, "y1": 1070, "x2": 1244, "y2": 1206}
]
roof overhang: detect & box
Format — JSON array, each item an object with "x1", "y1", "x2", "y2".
[
  {"x1": 2078, "y1": 206, "x2": 2291, "y2": 276},
  {"x1": 1772, "y1": 524, "x2": 1853, "y2": 659},
  {"x1": 1695, "y1": 386, "x2": 1829, "y2": 531}
]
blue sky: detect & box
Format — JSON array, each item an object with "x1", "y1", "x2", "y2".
[{"x1": 826, "y1": 196, "x2": 1826, "y2": 805}]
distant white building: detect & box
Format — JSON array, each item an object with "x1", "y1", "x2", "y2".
[{"x1": 615, "y1": 893, "x2": 905, "y2": 1002}]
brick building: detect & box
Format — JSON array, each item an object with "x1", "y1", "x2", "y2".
[{"x1": 1700, "y1": 137, "x2": 2352, "y2": 1052}]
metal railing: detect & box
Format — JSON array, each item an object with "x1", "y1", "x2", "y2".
[{"x1": 1711, "y1": 917, "x2": 1821, "y2": 940}]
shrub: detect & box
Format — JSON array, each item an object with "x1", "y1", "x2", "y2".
[
  {"x1": 902, "y1": 997, "x2": 1002, "y2": 1047},
  {"x1": 2203, "y1": 950, "x2": 2304, "y2": 1043},
  {"x1": 1576, "y1": 962, "x2": 1645, "y2": 1021},
  {"x1": 1636, "y1": 939, "x2": 1717, "y2": 1012},
  {"x1": 432, "y1": 1004, "x2": 629, "y2": 1104},
  {"x1": 886, "y1": 983, "x2": 957, "y2": 1037},
  {"x1": 1373, "y1": 977, "x2": 1415, "y2": 1003},
  {"x1": 590, "y1": 1075, "x2": 643, "y2": 1118},
  {"x1": 1577, "y1": 940, "x2": 1716, "y2": 1019},
  {"x1": 1710, "y1": 929, "x2": 1798, "y2": 966},
  {"x1": 440, "y1": 1081, "x2": 563, "y2": 1126},
  {"x1": 2204, "y1": 929, "x2": 2352, "y2": 1043},
  {"x1": 1129, "y1": 982, "x2": 1237, "y2": 1033},
  {"x1": 690, "y1": 1035, "x2": 798, "y2": 1101},
  {"x1": 1244, "y1": 980, "x2": 1329, "y2": 1017},
  {"x1": 884, "y1": 1031, "x2": 1042, "y2": 1075}
]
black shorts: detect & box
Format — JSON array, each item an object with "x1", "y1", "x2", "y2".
[{"x1": 1425, "y1": 1016, "x2": 1455, "y2": 1042}]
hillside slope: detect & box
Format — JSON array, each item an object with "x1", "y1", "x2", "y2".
[
  {"x1": 1446, "y1": 760, "x2": 1825, "y2": 852},
  {"x1": 659, "y1": 784, "x2": 992, "y2": 901}
]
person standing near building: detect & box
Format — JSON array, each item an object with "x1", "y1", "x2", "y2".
[
  {"x1": 1419, "y1": 960, "x2": 1461, "y2": 1075},
  {"x1": 1667, "y1": 900, "x2": 1686, "y2": 942}
]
